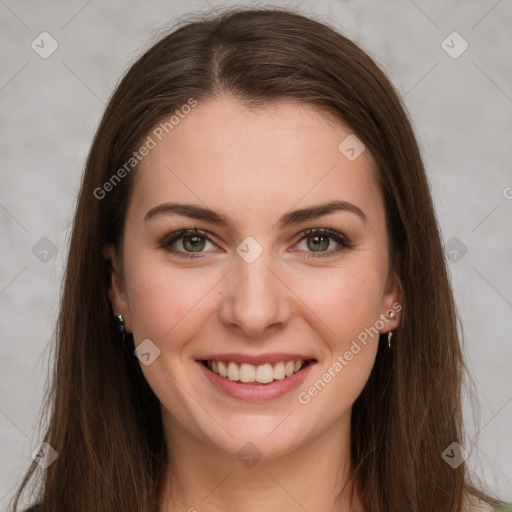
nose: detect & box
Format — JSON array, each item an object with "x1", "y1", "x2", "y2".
[{"x1": 218, "y1": 249, "x2": 292, "y2": 339}]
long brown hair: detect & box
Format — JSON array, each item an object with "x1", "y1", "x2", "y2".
[{"x1": 11, "y1": 6, "x2": 501, "y2": 512}]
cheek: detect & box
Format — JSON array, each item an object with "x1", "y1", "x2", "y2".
[
  {"x1": 292, "y1": 266, "x2": 383, "y2": 417},
  {"x1": 291, "y1": 260, "x2": 386, "y2": 352},
  {"x1": 124, "y1": 252, "x2": 220, "y2": 345}
]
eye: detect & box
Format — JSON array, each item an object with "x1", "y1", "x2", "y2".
[
  {"x1": 294, "y1": 228, "x2": 354, "y2": 259},
  {"x1": 158, "y1": 227, "x2": 354, "y2": 260},
  {"x1": 158, "y1": 228, "x2": 218, "y2": 259}
]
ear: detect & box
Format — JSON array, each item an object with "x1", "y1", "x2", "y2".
[
  {"x1": 379, "y1": 254, "x2": 403, "y2": 333},
  {"x1": 103, "y1": 243, "x2": 132, "y2": 333}
]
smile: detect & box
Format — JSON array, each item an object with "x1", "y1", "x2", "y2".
[
  {"x1": 202, "y1": 359, "x2": 314, "y2": 384},
  {"x1": 196, "y1": 358, "x2": 317, "y2": 401}
]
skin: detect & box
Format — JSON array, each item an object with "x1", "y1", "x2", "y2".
[{"x1": 104, "y1": 96, "x2": 402, "y2": 512}]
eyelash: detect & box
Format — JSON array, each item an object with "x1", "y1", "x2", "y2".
[{"x1": 158, "y1": 227, "x2": 354, "y2": 260}]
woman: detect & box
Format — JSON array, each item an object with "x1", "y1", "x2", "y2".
[{"x1": 11, "y1": 6, "x2": 510, "y2": 512}]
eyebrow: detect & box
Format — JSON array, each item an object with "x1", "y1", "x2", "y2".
[{"x1": 144, "y1": 200, "x2": 368, "y2": 230}]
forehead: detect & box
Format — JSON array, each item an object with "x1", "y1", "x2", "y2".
[{"x1": 128, "y1": 97, "x2": 382, "y2": 231}]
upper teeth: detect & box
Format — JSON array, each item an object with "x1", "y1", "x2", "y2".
[{"x1": 207, "y1": 360, "x2": 307, "y2": 384}]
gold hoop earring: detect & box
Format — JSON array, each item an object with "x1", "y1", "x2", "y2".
[{"x1": 387, "y1": 330, "x2": 393, "y2": 348}]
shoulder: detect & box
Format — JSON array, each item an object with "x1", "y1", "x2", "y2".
[
  {"x1": 470, "y1": 503, "x2": 512, "y2": 512},
  {"x1": 494, "y1": 504, "x2": 512, "y2": 512}
]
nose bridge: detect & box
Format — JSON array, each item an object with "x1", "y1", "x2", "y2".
[{"x1": 219, "y1": 242, "x2": 290, "y2": 336}]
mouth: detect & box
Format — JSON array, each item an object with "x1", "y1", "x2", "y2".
[{"x1": 198, "y1": 358, "x2": 317, "y2": 386}]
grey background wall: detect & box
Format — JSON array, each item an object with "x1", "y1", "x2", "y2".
[{"x1": 1, "y1": 0, "x2": 511, "y2": 508}]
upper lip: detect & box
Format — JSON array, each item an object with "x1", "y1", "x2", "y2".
[{"x1": 196, "y1": 353, "x2": 317, "y2": 366}]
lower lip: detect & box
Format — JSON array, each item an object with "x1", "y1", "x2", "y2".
[{"x1": 196, "y1": 360, "x2": 316, "y2": 401}]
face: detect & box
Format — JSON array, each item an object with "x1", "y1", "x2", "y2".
[{"x1": 104, "y1": 96, "x2": 401, "y2": 460}]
